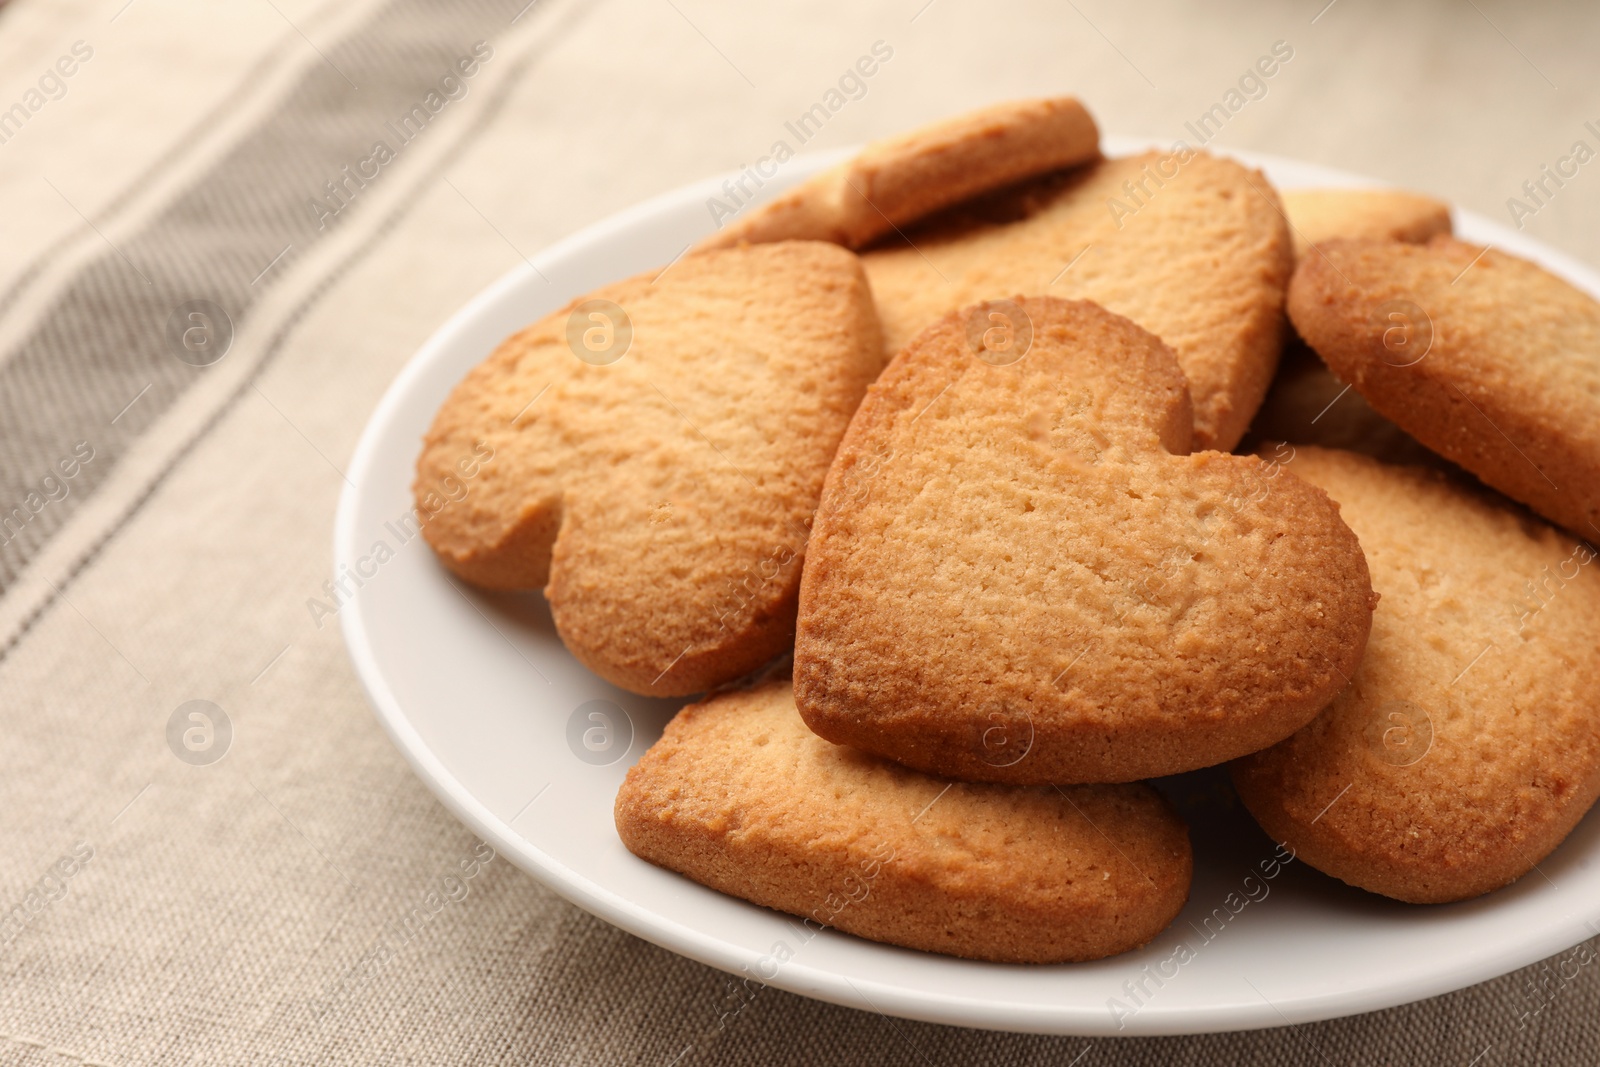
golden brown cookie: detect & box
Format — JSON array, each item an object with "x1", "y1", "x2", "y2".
[
  {"x1": 416, "y1": 241, "x2": 882, "y2": 696},
  {"x1": 696, "y1": 96, "x2": 1099, "y2": 252},
  {"x1": 615, "y1": 679, "x2": 1192, "y2": 963},
  {"x1": 1232, "y1": 447, "x2": 1600, "y2": 903},
  {"x1": 1289, "y1": 237, "x2": 1600, "y2": 538},
  {"x1": 1282, "y1": 188, "x2": 1451, "y2": 261},
  {"x1": 860, "y1": 149, "x2": 1293, "y2": 450},
  {"x1": 793, "y1": 296, "x2": 1376, "y2": 784}
]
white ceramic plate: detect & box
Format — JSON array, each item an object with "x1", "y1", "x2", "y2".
[{"x1": 337, "y1": 137, "x2": 1600, "y2": 1036}]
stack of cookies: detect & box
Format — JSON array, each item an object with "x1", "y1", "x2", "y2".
[{"x1": 415, "y1": 98, "x2": 1600, "y2": 964}]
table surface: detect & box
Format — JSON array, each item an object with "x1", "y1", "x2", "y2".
[{"x1": 1, "y1": 0, "x2": 1597, "y2": 1063}]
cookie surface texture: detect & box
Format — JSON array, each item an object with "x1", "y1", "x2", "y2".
[
  {"x1": 615, "y1": 679, "x2": 1193, "y2": 963},
  {"x1": 1282, "y1": 187, "x2": 1451, "y2": 261},
  {"x1": 1289, "y1": 237, "x2": 1600, "y2": 538},
  {"x1": 696, "y1": 96, "x2": 1100, "y2": 252},
  {"x1": 794, "y1": 296, "x2": 1376, "y2": 784},
  {"x1": 1232, "y1": 446, "x2": 1600, "y2": 903},
  {"x1": 860, "y1": 149, "x2": 1293, "y2": 450},
  {"x1": 416, "y1": 241, "x2": 883, "y2": 696}
]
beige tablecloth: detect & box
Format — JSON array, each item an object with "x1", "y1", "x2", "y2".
[{"x1": 2, "y1": 0, "x2": 1598, "y2": 1062}]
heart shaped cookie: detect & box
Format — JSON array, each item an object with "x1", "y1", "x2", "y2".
[
  {"x1": 1232, "y1": 447, "x2": 1600, "y2": 903},
  {"x1": 793, "y1": 296, "x2": 1376, "y2": 784},
  {"x1": 416, "y1": 241, "x2": 882, "y2": 696},
  {"x1": 1289, "y1": 237, "x2": 1600, "y2": 540},
  {"x1": 616, "y1": 678, "x2": 1192, "y2": 963},
  {"x1": 860, "y1": 150, "x2": 1293, "y2": 450}
]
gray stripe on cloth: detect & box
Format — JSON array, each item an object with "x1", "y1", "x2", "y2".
[
  {"x1": 0, "y1": 0, "x2": 552, "y2": 622},
  {"x1": 0, "y1": 14, "x2": 315, "y2": 332}
]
